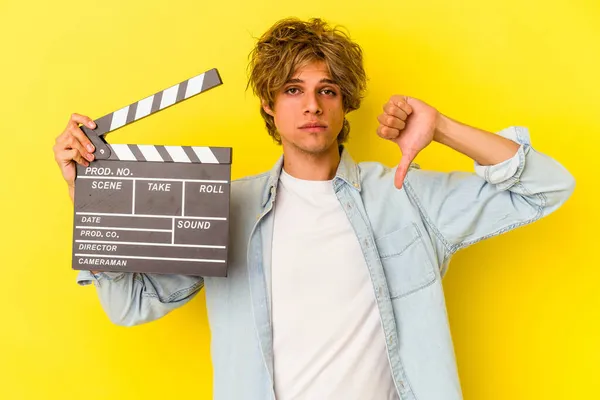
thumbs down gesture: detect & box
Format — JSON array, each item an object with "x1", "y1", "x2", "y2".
[{"x1": 376, "y1": 95, "x2": 440, "y2": 189}]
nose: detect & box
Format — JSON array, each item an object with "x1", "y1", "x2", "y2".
[{"x1": 303, "y1": 91, "x2": 322, "y2": 115}]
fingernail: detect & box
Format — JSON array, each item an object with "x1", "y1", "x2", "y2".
[
  {"x1": 88, "y1": 121, "x2": 96, "y2": 128},
  {"x1": 86, "y1": 153, "x2": 94, "y2": 161},
  {"x1": 87, "y1": 144, "x2": 94, "y2": 152}
]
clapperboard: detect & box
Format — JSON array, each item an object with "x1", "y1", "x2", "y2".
[{"x1": 72, "y1": 68, "x2": 232, "y2": 277}]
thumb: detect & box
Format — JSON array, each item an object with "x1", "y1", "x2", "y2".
[{"x1": 394, "y1": 154, "x2": 414, "y2": 189}]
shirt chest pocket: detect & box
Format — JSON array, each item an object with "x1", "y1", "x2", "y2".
[{"x1": 375, "y1": 223, "x2": 437, "y2": 299}]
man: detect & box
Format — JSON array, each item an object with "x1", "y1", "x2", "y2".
[{"x1": 53, "y1": 17, "x2": 574, "y2": 400}]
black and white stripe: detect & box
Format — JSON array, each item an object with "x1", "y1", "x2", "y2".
[
  {"x1": 101, "y1": 68, "x2": 220, "y2": 134},
  {"x1": 107, "y1": 144, "x2": 231, "y2": 164},
  {"x1": 82, "y1": 68, "x2": 223, "y2": 159}
]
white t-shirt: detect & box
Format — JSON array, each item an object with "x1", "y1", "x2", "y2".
[{"x1": 270, "y1": 168, "x2": 399, "y2": 400}]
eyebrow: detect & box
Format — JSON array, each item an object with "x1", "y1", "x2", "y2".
[{"x1": 285, "y1": 78, "x2": 338, "y2": 85}]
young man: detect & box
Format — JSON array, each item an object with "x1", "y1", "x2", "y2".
[{"x1": 53, "y1": 17, "x2": 574, "y2": 400}]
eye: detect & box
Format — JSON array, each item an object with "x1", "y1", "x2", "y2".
[
  {"x1": 321, "y1": 88, "x2": 337, "y2": 96},
  {"x1": 285, "y1": 87, "x2": 301, "y2": 95}
]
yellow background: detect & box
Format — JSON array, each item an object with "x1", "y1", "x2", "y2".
[{"x1": 1, "y1": 0, "x2": 597, "y2": 398}]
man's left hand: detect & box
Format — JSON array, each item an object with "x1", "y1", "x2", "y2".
[{"x1": 376, "y1": 95, "x2": 440, "y2": 189}]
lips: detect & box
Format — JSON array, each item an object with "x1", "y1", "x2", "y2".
[{"x1": 299, "y1": 122, "x2": 327, "y2": 129}]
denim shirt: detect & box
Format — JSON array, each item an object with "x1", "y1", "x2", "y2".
[{"x1": 77, "y1": 126, "x2": 575, "y2": 400}]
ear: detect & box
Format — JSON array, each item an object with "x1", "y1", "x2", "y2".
[{"x1": 261, "y1": 99, "x2": 275, "y2": 117}]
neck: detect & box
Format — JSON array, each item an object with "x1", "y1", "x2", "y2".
[{"x1": 281, "y1": 142, "x2": 341, "y2": 181}]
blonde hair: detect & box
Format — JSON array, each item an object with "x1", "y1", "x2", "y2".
[{"x1": 247, "y1": 17, "x2": 367, "y2": 144}]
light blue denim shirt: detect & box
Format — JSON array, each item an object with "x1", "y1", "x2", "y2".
[{"x1": 77, "y1": 126, "x2": 575, "y2": 400}]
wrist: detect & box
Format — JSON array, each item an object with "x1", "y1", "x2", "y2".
[{"x1": 432, "y1": 113, "x2": 455, "y2": 145}]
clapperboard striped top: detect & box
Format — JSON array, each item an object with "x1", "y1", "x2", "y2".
[
  {"x1": 81, "y1": 68, "x2": 225, "y2": 161},
  {"x1": 108, "y1": 144, "x2": 231, "y2": 164}
]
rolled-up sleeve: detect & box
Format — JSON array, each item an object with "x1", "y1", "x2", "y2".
[
  {"x1": 473, "y1": 126, "x2": 529, "y2": 190},
  {"x1": 76, "y1": 270, "x2": 204, "y2": 326},
  {"x1": 76, "y1": 270, "x2": 124, "y2": 286}
]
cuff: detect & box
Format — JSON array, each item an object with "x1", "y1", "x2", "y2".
[
  {"x1": 76, "y1": 270, "x2": 125, "y2": 286},
  {"x1": 474, "y1": 126, "x2": 531, "y2": 190}
]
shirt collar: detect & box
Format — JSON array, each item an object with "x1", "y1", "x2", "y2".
[{"x1": 261, "y1": 145, "x2": 361, "y2": 208}]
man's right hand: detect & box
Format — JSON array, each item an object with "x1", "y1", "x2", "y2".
[{"x1": 53, "y1": 113, "x2": 97, "y2": 201}]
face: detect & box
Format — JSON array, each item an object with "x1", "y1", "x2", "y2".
[{"x1": 263, "y1": 60, "x2": 345, "y2": 155}]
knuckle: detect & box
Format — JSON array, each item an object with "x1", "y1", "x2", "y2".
[
  {"x1": 385, "y1": 127, "x2": 398, "y2": 138},
  {"x1": 70, "y1": 128, "x2": 81, "y2": 139}
]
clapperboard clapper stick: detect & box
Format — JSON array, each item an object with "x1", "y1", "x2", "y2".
[{"x1": 72, "y1": 68, "x2": 233, "y2": 277}]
